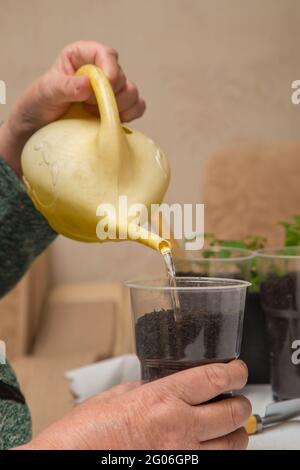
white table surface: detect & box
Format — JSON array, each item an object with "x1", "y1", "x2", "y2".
[{"x1": 244, "y1": 385, "x2": 300, "y2": 450}]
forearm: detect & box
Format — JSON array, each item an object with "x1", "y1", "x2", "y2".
[{"x1": 0, "y1": 106, "x2": 36, "y2": 177}]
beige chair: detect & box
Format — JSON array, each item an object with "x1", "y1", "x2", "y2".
[
  {"x1": 0, "y1": 250, "x2": 134, "y2": 435},
  {"x1": 202, "y1": 143, "x2": 300, "y2": 245}
]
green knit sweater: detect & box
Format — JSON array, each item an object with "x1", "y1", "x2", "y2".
[{"x1": 0, "y1": 158, "x2": 56, "y2": 449}]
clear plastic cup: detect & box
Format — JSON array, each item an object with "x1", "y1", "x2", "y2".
[
  {"x1": 126, "y1": 277, "x2": 250, "y2": 382},
  {"x1": 173, "y1": 247, "x2": 269, "y2": 384},
  {"x1": 257, "y1": 247, "x2": 300, "y2": 400}
]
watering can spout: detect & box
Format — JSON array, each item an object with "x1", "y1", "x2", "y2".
[{"x1": 130, "y1": 224, "x2": 171, "y2": 253}]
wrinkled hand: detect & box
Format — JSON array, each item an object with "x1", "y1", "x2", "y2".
[
  {"x1": 0, "y1": 41, "x2": 146, "y2": 175},
  {"x1": 16, "y1": 40, "x2": 146, "y2": 129},
  {"x1": 20, "y1": 361, "x2": 251, "y2": 450}
]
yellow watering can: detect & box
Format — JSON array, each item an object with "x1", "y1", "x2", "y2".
[{"x1": 21, "y1": 65, "x2": 171, "y2": 253}]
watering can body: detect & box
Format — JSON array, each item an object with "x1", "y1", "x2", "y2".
[{"x1": 21, "y1": 65, "x2": 170, "y2": 250}]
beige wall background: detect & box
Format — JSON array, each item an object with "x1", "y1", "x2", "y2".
[{"x1": 0, "y1": 0, "x2": 299, "y2": 285}]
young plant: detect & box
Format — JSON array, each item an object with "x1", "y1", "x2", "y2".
[
  {"x1": 280, "y1": 215, "x2": 300, "y2": 252},
  {"x1": 185, "y1": 215, "x2": 300, "y2": 286}
]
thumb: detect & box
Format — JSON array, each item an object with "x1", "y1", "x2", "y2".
[{"x1": 49, "y1": 74, "x2": 91, "y2": 103}]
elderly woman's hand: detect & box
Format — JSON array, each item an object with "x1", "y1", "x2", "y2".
[
  {"x1": 19, "y1": 360, "x2": 251, "y2": 450},
  {"x1": 0, "y1": 41, "x2": 146, "y2": 175}
]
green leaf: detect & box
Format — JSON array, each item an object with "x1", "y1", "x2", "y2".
[
  {"x1": 280, "y1": 217, "x2": 300, "y2": 247},
  {"x1": 242, "y1": 235, "x2": 267, "y2": 250},
  {"x1": 218, "y1": 248, "x2": 232, "y2": 258},
  {"x1": 202, "y1": 248, "x2": 215, "y2": 258}
]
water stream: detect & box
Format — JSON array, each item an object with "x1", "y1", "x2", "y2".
[{"x1": 162, "y1": 250, "x2": 182, "y2": 321}]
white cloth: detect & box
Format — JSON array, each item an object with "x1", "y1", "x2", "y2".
[
  {"x1": 65, "y1": 354, "x2": 140, "y2": 402},
  {"x1": 66, "y1": 355, "x2": 300, "y2": 450}
]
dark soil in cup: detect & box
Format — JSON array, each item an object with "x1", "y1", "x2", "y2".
[
  {"x1": 136, "y1": 308, "x2": 239, "y2": 381},
  {"x1": 261, "y1": 272, "x2": 300, "y2": 400},
  {"x1": 176, "y1": 271, "x2": 270, "y2": 384}
]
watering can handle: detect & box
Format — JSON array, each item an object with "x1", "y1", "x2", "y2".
[
  {"x1": 62, "y1": 64, "x2": 122, "y2": 134},
  {"x1": 75, "y1": 64, "x2": 121, "y2": 129},
  {"x1": 76, "y1": 65, "x2": 121, "y2": 126}
]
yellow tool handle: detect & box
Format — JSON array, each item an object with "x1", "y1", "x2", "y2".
[{"x1": 244, "y1": 414, "x2": 263, "y2": 435}]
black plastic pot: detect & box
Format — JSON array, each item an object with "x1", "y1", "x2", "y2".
[
  {"x1": 260, "y1": 269, "x2": 300, "y2": 399},
  {"x1": 257, "y1": 247, "x2": 300, "y2": 400}
]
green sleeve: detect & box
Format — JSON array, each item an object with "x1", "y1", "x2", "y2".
[
  {"x1": 0, "y1": 157, "x2": 57, "y2": 448},
  {"x1": 0, "y1": 158, "x2": 57, "y2": 297},
  {"x1": 0, "y1": 362, "x2": 32, "y2": 449}
]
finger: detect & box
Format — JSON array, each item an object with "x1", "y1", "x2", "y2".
[
  {"x1": 97, "y1": 53, "x2": 125, "y2": 94},
  {"x1": 83, "y1": 68, "x2": 127, "y2": 107},
  {"x1": 85, "y1": 74, "x2": 135, "y2": 113},
  {"x1": 115, "y1": 81, "x2": 139, "y2": 113},
  {"x1": 120, "y1": 98, "x2": 146, "y2": 122},
  {"x1": 59, "y1": 41, "x2": 125, "y2": 94},
  {"x1": 83, "y1": 92, "x2": 144, "y2": 121},
  {"x1": 54, "y1": 41, "x2": 101, "y2": 76},
  {"x1": 110, "y1": 67, "x2": 127, "y2": 95},
  {"x1": 45, "y1": 73, "x2": 92, "y2": 104},
  {"x1": 60, "y1": 41, "x2": 105, "y2": 71},
  {"x1": 69, "y1": 75, "x2": 92, "y2": 102},
  {"x1": 200, "y1": 427, "x2": 249, "y2": 450},
  {"x1": 156, "y1": 360, "x2": 248, "y2": 405},
  {"x1": 194, "y1": 395, "x2": 252, "y2": 442}
]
